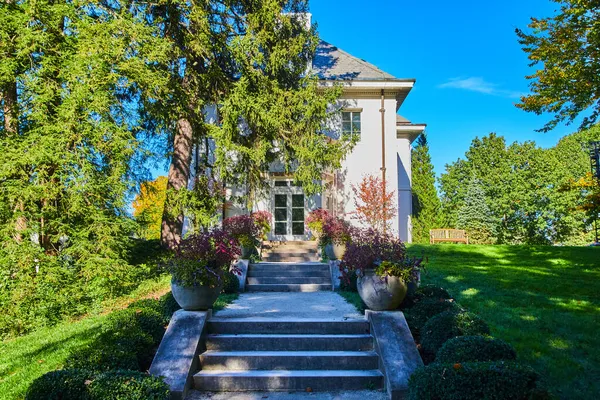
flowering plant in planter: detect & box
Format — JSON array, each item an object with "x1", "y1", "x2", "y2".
[
  {"x1": 165, "y1": 229, "x2": 241, "y2": 288},
  {"x1": 322, "y1": 216, "x2": 351, "y2": 246},
  {"x1": 223, "y1": 215, "x2": 261, "y2": 248},
  {"x1": 340, "y1": 228, "x2": 424, "y2": 311},
  {"x1": 251, "y1": 211, "x2": 272, "y2": 240},
  {"x1": 306, "y1": 208, "x2": 331, "y2": 239}
]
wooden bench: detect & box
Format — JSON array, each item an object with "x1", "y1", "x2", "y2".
[{"x1": 430, "y1": 229, "x2": 469, "y2": 244}]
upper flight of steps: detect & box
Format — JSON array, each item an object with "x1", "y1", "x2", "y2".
[
  {"x1": 246, "y1": 262, "x2": 331, "y2": 292},
  {"x1": 194, "y1": 318, "x2": 383, "y2": 392},
  {"x1": 261, "y1": 241, "x2": 320, "y2": 263}
]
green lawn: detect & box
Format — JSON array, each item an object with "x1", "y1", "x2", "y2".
[
  {"x1": 0, "y1": 274, "x2": 238, "y2": 400},
  {"x1": 408, "y1": 244, "x2": 600, "y2": 400}
]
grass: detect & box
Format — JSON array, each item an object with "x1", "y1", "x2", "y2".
[
  {"x1": 408, "y1": 243, "x2": 600, "y2": 400},
  {"x1": 0, "y1": 275, "x2": 239, "y2": 400},
  {"x1": 338, "y1": 290, "x2": 366, "y2": 313}
]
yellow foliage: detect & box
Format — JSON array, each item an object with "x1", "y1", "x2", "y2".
[{"x1": 133, "y1": 176, "x2": 168, "y2": 239}]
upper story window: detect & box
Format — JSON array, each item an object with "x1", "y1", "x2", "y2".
[{"x1": 342, "y1": 111, "x2": 361, "y2": 138}]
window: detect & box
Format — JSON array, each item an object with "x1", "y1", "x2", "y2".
[{"x1": 342, "y1": 111, "x2": 361, "y2": 138}]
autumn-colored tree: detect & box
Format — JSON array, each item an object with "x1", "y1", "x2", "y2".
[
  {"x1": 133, "y1": 176, "x2": 168, "y2": 240},
  {"x1": 351, "y1": 175, "x2": 397, "y2": 234}
]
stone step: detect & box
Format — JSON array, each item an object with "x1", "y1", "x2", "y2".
[
  {"x1": 193, "y1": 369, "x2": 384, "y2": 391},
  {"x1": 249, "y1": 262, "x2": 327, "y2": 270},
  {"x1": 206, "y1": 334, "x2": 374, "y2": 352},
  {"x1": 247, "y1": 277, "x2": 330, "y2": 285},
  {"x1": 246, "y1": 283, "x2": 331, "y2": 292},
  {"x1": 247, "y1": 269, "x2": 330, "y2": 278},
  {"x1": 200, "y1": 351, "x2": 379, "y2": 371},
  {"x1": 262, "y1": 248, "x2": 319, "y2": 254},
  {"x1": 263, "y1": 241, "x2": 318, "y2": 248},
  {"x1": 262, "y1": 255, "x2": 318, "y2": 262},
  {"x1": 207, "y1": 319, "x2": 370, "y2": 335}
]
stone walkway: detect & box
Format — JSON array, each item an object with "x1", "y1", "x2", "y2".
[
  {"x1": 186, "y1": 389, "x2": 388, "y2": 400},
  {"x1": 211, "y1": 292, "x2": 364, "y2": 320}
]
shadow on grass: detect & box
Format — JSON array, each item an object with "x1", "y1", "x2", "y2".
[{"x1": 406, "y1": 244, "x2": 600, "y2": 400}]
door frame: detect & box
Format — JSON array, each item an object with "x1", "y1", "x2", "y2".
[{"x1": 269, "y1": 182, "x2": 308, "y2": 241}]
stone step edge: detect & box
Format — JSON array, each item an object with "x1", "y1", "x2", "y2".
[{"x1": 194, "y1": 369, "x2": 383, "y2": 377}]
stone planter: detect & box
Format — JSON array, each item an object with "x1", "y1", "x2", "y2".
[
  {"x1": 171, "y1": 280, "x2": 222, "y2": 311},
  {"x1": 325, "y1": 243, "x2": 346, "y2": 260},
  {"x1": 357, "y1": 270, "x2": 407, "y2": 311}
]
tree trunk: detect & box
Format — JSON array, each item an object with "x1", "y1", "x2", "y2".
[
  {"x1": 161, "y1": 117, "x2": 194, "y2": 249},
  {"x1": 3, "y1": 82, "x2": 18, "y2": 134}
]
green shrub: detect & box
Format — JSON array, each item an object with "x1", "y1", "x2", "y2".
[
  {"x1": 88, "y1": 370, "x2": 170, "y2": 400},
  {"x1": 64, "y1": 341, "x2": 141, "y2": 373},
  {"x1": 222, "y1": 270, "x2": 240, "y2": 294},
  {"x1": 26, "y1": 369, "x2": 92, "y2": 400},
  {"x1": 408, "y1": 361, "x2": 550, "y2": 400},
  {"x1": 104, "y1": 308, "x2": 165, "y2": 345},
  {"x1": 128, "y1": 292, "x2": 180, "y2": 325},
  {"x1": 415, "y1": 285, "x2": 452, "y2": 301},
  {"x1": 158, "y1": 291, "x2": 181, "y2": 318},
  {"x1": 421, "y1": 310, "x2": 490, "y2": 358},
  {"x1": 436, "y1": 336, "x2": 517, "y2": 364},
  {"x1": 404, "y1": 298, "x2": 462, "y2": 334}
]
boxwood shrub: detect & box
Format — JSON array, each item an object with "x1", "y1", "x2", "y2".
[
  {"x1": 405, "y1": 298, "x2": 462, "y2": 334},
  {"x1": 65, "y1": 341, "x2": 142, "y2": 373},
  {"x1": 421, "y1": 310, "x2": 490, "y2": 358},
  {"x1": 128, "y1": 292, "x2": 181, "y2": 325},
  {"x1": 88, "y1": 370, "x2": 170, "y2": 400},
  {"x1": 414, "y1": 285, "x2": 452, "y2": 301},
  {"x1": 436, "y1": 335, "x2": 517, "y2": 364},
  {"x1": 103, "y1": 308, "x2": 165, "y2": 345},
  {"x1": 408, "y1": 361, "x2": 550, "y2": 400},
  {"x1": 25, "y1": 369, "x2": 93, "y2": 400}
]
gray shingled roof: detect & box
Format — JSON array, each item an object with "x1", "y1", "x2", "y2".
[{"x1": 313, "y1": 40, "x2": 397, "y2": 81}]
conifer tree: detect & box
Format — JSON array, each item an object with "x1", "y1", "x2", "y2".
[
  {"x1": 411, "y1": 134, "x2": 441, "y2": 243},
  {"x1": 457, "y1": 177, "x2": 496, "y2": 244}
]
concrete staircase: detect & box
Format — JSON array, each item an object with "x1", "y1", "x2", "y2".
[
  {"x1": 194, "y1": 318, "x2": 383, "y2": 392},
  {"x1": 246, "y1": 262, "x2": 331, "y2": 292},
  {"x1": 261, "y1": 241, "x2": 319, "y2": 262}
]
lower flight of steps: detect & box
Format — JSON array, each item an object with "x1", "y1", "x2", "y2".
[
  {"x1": 261, "y1": 241, "x2": 319, "y2": 262},
  {"x1": 246, "y1": 262, "x2": 331, "y2": 292},
  {"x1": 194, "y1": 318, "x2": 383, "y2": 392}
]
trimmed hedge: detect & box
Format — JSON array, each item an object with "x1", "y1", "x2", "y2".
[
  {"x1": 103, "y1": 308, "x2": 165, "y2": 345},
  {"x1": 25, "y1": 369, "x2": 93, "y2": 400},
  {"x1": 421, "y1": 310, "x2": 490, "y2": 357},
  {"x1": 414, "y1": 285, "x2": 452, "y2": 301},
  {"x1": 65, "y1": 340, "x2": 142, "y2": 373},
  {"x1": 88, "y1": 370, "x2": 170, "y2": 400},
  {"x1": 222, "y1": 270, "x2": 240, "y2": 294},
  {"x1": 405, "y1": 298, "x2": 462, "y2": 333},
  {"x1": 408, "y1": 361, "x2": 550, "y2": 400},
  {"x1": 127, "y1": 292, "x2": 181, "y2": 325},
  {"x1": 437, "y1": 335, "x2": 517, "y2": 364}
]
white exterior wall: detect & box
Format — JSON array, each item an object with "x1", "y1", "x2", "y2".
[{"x1": 333, "y1": 94, "x2": 412, "y2": 242}]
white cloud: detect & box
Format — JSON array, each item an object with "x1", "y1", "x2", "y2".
[{"x1": 439, "y1": 77, "x2": 523, "y2": 99}]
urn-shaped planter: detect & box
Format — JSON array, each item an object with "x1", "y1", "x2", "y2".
[
  {"x1": 325, "y1": 243, "x2": 346, "y2": 260},
  {"x1": 357, "y1": 269, "x2": 407, "y2": 311},
  {"x1": 171, "y1": 280, "x2": 222, "y2": 311}
]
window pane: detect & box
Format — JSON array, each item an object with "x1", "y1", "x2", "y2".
[
  {"x1": 342, "y1": 121, "x2": 352, "y2": 134},
  {"x1": 275, "y1": 222, "x2": 287, "y2": 235},
  {"x1": 292, "y1": 222, "x2": 305, "y2": 235},
  {"x1": 292, "y1": 208, "x2": 304, "y2": 221},
  {"x1": 352, "y1": 113, "x2": 361, "y2": 123},
  {"x1": 353, "y1": 121, "x2": 361, "y2": 134},
  {"x1": 274, "y1": 181, "x2": 288, "y2": 187},
  {"x1": 275, "y1": 208, "x2": 287, "y2": 222},
  {"x1": 342, "y1": 112, "x2": 351, "y2": 122},
  {"x1": 292, "y1": 194, "x2": 304, "y2": 208},
  {"x1": 275, "y1": 194, "x2": 287, "y2": 208}
]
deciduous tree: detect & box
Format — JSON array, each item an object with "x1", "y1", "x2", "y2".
[{"x1": 351, "y1": 174, "x2": 397, "y2": 234}]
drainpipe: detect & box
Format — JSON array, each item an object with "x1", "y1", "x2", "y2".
[{"x1": 380, "y1": 89, "x2": 387, "y2": 234}]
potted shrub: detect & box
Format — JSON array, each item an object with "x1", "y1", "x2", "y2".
[
  {"x1": 306, "y1": 208, "x2": 330, "y2": 242},
  {"x1": 341, "y1": 229, "x2": 423, "y2": 311},
  {"x1": 165, "y1": 230, "x2": 240, "y2": 310},
  {"x1": 322, "y1": 216, "x2": 351, "y2": 260},
  {"x1": 223, "y1": 214, "x2": 260, "y2": 258},
  {"x1": 252, "y1": 211, "x2": 272, "y2": 241}
]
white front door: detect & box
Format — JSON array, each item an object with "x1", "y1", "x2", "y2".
[{"x1": 271, "y1": 181, "x2": 307, "y2": 241}]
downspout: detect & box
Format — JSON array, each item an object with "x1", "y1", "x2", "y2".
[{"x1": 380, "y1": 89, "x2": 387, "y2": 234}]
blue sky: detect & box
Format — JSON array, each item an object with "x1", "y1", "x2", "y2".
[{"x1": 310, "y1": 0, "x2": 571, "y2": 177}]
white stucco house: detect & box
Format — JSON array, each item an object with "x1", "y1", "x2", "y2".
[{"x1": 187, "y1": 22, "x2": 425, "y2": 244}]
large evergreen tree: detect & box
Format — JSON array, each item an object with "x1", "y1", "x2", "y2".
[
  {"x1": 457, "y1": 177, "x2": 496, "y2": 244},
  {"x1": 411, "y1": 134, "x2": 441, "y2": 243}
]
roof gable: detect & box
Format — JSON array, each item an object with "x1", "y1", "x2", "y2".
[{"x1": 313, "y1": 40, "x2": 397, "y2": 81}]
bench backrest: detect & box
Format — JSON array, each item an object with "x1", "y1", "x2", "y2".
[{"x1": 430, "y1": 229, "x2": 467, "y2": 239}]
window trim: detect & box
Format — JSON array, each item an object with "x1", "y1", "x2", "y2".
[{"x1": 342, "y1": 110, "x2": 362, "y2": 138}]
